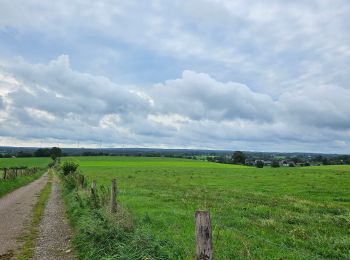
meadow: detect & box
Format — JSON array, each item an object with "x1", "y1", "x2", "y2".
[
  {"x1": 0, "y1": 157, "x2": 50, "y2": 197},
  {"x1": 63, "y1": 156, "x2": 350, "y2": 259},
  {"x1": 0, "y1": 157, "x2": 51, "y2": 169}
]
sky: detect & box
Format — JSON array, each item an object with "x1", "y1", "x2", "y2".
[{"x1": 0, "y1": 0, "x2": 349, "y2": 153}]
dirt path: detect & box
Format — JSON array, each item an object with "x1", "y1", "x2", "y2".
[
  {"x1": 0, "y1": 172, "x2": 49, "y2": 259},
  {"x1": 33, "y1": 175, "x2": 74, "y2": 260}
]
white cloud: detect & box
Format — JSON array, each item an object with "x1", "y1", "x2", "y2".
[
  {"x1": 152, "y1": 70, "x2": 277, "y2": 122},
  {"x1": 25, "y1": 108, "x2": 55, "y2": 122}
]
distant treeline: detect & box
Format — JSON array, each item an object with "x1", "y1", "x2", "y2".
[
  {"x1": 0, "y1": 147, "x2": 62, "y2": 160},
  {"x1": 0, "y1": 148, "x2": 201, "y2": 160},
  {"x1": 1, "y1": 147, "x2": 349, "y2": 166}
]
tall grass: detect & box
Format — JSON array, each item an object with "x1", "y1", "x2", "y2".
[{"x1": 61, "y1": 171, "x2": 177, "y2": 259}]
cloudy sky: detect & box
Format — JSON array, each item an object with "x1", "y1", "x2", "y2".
[{"x1": 0, "y1": 0, "x2": 349, "y2": 153}]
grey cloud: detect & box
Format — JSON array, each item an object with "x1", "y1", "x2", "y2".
[
  {"x1": 7, "y1": 55, "x2": 152, "y2": 117},
  {"x1": 0, "y1": 55, "x2": 350, "y2": 153},
  {"x1": 152, "y1": 70, "x2": 277, "y2": 122},
  {"x1": 279, "y1": 85, "x2": 350, "y2": 129}
]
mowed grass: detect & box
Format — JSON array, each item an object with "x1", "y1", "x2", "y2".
[
  {"x1": 64, "y1": 156, "x2": 350, "y2": 259},
  {"x1": 0, "y1": 157, "x2": 51, "y2": 168},
  {"x1": 0, "y1": 157, "x2": 50, "y2": 197}
]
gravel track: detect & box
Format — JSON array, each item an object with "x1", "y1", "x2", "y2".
[
  {"x1": 0, "y1": 172, "x2": 49, "y2": 259},
  {"x1": 33, "y1": 175, "x2": 74, "y2": 260}
]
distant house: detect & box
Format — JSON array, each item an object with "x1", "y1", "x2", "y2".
[
  {"x1": 245, "y1": 159, "x2": 255, "y2": 166},
  {"x1": 280, "y1": 160, "x2": 289, "y2": 167},
  {"x1": 263, "y1": 160, "x2": 272, "y2": 166}
]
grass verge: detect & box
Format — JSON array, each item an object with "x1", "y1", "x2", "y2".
[
  {"x1": 0, "y1": 170, "x2": 46, "y2": 198},
  {"x1": 16, "y1": 171, "x2": 53, "y2": 259},
  {"x1": 61, "y1": 172, "x2": 177, "y2": 259}
]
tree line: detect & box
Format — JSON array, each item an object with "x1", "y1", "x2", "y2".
[{"x1": 0, "y1": 147, "x2": 63, "y2": 160}]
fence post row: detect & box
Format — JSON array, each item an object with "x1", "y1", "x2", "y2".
[
  {"x1": 1, "y1": 167, "x2": 39, "y2": 180},
  {"x1": 111, "y1": 179, "x2": 117, "y2": 212},
  {"x1": 195, "y1": 210, "x2": 213, "y2": 260}
]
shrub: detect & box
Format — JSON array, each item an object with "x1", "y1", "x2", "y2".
[
  {"x1": 62, "y1": 161, "x2": 79, "y2": 176},
  {"x1": 271, "y1": 160, "x2": 280, "y2": 168},
  {"x1": 256, "y1": 160, "x2": 264, "y2": 168}
]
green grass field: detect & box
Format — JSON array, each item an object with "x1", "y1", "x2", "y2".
[
  {"x1": 0, "y1": 157, "x2": 51, "y2": 168},
  {"x1": 0, "y1": 157, "x2": 50, "y2": 197},
  {"x1": 63, "y1": 156, "x2": 350, "y2": 259}
]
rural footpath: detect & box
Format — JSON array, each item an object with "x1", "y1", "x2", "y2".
[{"x1": 0, "y1": 172, "x2": 74, "y2": 259}]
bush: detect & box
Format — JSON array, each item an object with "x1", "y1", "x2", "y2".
[
  {"x1": 271, "y1": 160, "x2": 280, "y2": 168},
  {"x1": 256, "y1": 160, "x2": 264, "y2": 168},
  {"x1": 62, "y1": 161, "x2": 79, "y2": 176}
]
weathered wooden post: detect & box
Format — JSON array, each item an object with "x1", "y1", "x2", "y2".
[
  {"x1": 111, "y1": 179, "x2": 117, "y2": 212},
  {"x1": 3, "y1": 168, "x2": 7, "y2": 180},
  {"x1": 80, "y1": 175, "x2": 85, "y2": 189},
  {"x1": 91, "y1": 180, "x2": 97, "y2": 195},
  {"x1": 195, "y1": 210, "x2": 213, "y2": 260}
]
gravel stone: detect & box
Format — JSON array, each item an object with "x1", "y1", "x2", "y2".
[{"x1": 33, "y1": 175, "x2": 75, "y2": 260}]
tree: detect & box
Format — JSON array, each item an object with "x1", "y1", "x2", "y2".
[
  {"x1": 50, "y1": 147, "x2": 62, "y2": 160},
  {"x1": 16, "y1": 151, "x2": 33, "y2": 157},
  {"x1": 232, "y1": 151, "x2": 246, "y2": 164},
  {"x1": 34, "y1": 148, "x2": 51, "y2": 157},
  {"x1": 256, "y1": 160, "x2": 264, "y2": 168},
  {"x1": 322, "y1": 158, "x2": 330, "y2": 165},
  {"x1": 271, "y1": 160, "x2": 280, "y2": 168},
  {"x1": 291, "y1": 157, "x2": 301, "y2": 164}
]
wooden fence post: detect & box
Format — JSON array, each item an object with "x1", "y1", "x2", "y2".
[
  {"x1": 80, "y1": 175, "x2": 85, "y2": 189},
  {"x1": 111, "y1": 179, "x2": 117, "y2": 212},
  {"x1": 91, "y1": 180, "x2": 96, "y2": 195},
  {"x1": 3, "y1": 169, "x2": 7, "y2": 180},
  {"x1": 195, "y1": 210, "x2": 213, "y2": 260}
]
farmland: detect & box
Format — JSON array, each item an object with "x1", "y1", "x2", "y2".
[
  {"x1": 0, "y1": 157, "x2": 50, "y2": 197},
  {"x1": 62, "y1": 156, "x2": 350, "y2": 259},
  {"x1": 0, "y1": 157, "x2": 51, "y2": 169}
]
